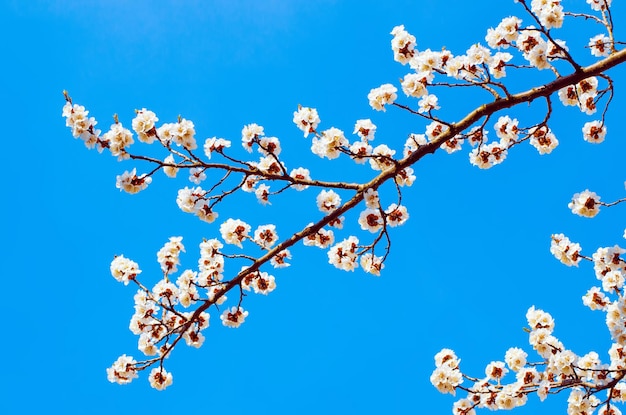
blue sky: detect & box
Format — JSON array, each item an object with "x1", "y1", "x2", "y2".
[{"x1": 2, "y1": 1, "x2": 625, "y2": 414}]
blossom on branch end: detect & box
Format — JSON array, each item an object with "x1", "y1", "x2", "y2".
[
  {"x1": 569, "y1": 190, "x2": 601, "y2": 218},
  {"x1": 106, "y1": 355, "x2": 138, "y2": 385}
]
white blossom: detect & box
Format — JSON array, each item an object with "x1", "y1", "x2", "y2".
[
  {"x1": 582, "y1": 121, "x2": 606, "y2": 144},
  {"x1": 368, "y1": 84, "x2": 397, "y2": 111},
  {"x1": 255, "y1": 183, "x2": 271, "y2": 205},
  {"x1": 106, "y1": 355, "x2": 138, "y2": 385},
  {"x1": 587, "y1": 0, "x2": 612, "y2": 12},
  {"x1": 550, "y1": 234, "x2": 582, "y2": 267},
  {"x1": 241, "y1": 123, "x2": 264, "y2": 152},
  {"x1": 253, "y1": 224, "x2": 279, "y2": 249},
  {"x1": 116, "y1": 168, "x2": 152, "y2": 194},
  {"x1": 148, "y1": 367, "x2": 173, "y2": 391},
  {"x1": 219, "y1": 219, "x2": 251, "y2": 247},
  {"x1": 360, "y1": 253, "x2": 384, "y2": 276},
  {"x1": 353, "y1": 119, "x2": 377, "y2": 141},
  {"x1": 569, "y1": 190, "x2": 601, "y2": 218},
  {"x1": 311, "y1": 127, "x2": 348, "y2": 159},
  {"x1": 289, "y1": 167, "x2": 311, "y2": 190},
  {"x1": 358, "y1": 209, "x2": 383, "y2": 233},
  {"x1": 132, "y1": 108, "x2": 158, "y2": 143},
  {"x1": 163, "y1": 154, "x2": 178, "y2": 178},
  {"x1": 221, "y1": 306, "x2": 249, "y2": 328},
  {"x1": 317, "y1": 190, "x2": 341, "y2": 213},
  {"x1": 103, "y1": 122, "x2": 133, "y2": 160},
  {"x1": 528, "y1": 126, "x2": 558, "y2": 155},
  {"x1": 328, "y1": 236, "x2": 359, "y2": 271},
  {"x1": 204, "y1": 137, "x2": 231, "y2": 158},
  {"x1": 110, "y1": 255, "x2": 141, "y2": 285},
  {"x1": 303, "y1": 226, "x2": 335, "y2": 249},
  {"x1": 293, "y1": 106, "x2": 320, "y2": 137},
  {"x1": 385, "y1": 204, "x2": 409, "y2": 227},
  {"x1": 391, "y1": 25, "x2": 416, "y2": 64}
]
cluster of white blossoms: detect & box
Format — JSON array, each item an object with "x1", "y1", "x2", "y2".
[
  {"x1": 219, "y1": 218, "x2": 251, "y2": 248},
  {"x1": 316, "y1": 190, "x2": 341, "y2": 213},
  {"x1": 67, "y1": 0, "x2": 624, "y2": 397},
  {"x1": 426, "y1": 2, "x2": 625, "y2": 411},
  {"x1": 388, "y1": 6, "x2": 570, "y2": 94},
  {"x1": 587, "y1": 0, "x2": 612, "y2": 12},
  {"x1": 462, "y1": 117, "x2": 560, "y2": 168},
  {"x1": 65, "y1": 98, "x2": 316, "y2": 209},
  {"x1": 293, "y1": 106, "x2": 411, "y2": 184},
  {"x1": 289, "y1": 167, "x2": 311, "y2": 190},
  {"x1": 589, "y1": 34, "x2": 612, "y2": 57},
  {"x1": 354, "y1": 118, "x2": 376, "y2": 141},
  {"x1": 379, "y1": 0, "x2": 616, "y2": 174},
  {"x1": 368, "y1": 84, "x2": 398, "y2": 111},
  {"x1": 241, "y1": 269, "x2": 276, "y2": 295},
  {"x1": 253, "y1": 224, "x2": 279, "y2": 249},
  {"x1": 176, "y1": 186, "x2": 218, "y2": 223},
  {"x1": 148, "y1": 368, "x2": 173, "y2": 391},
  {"x1": 390, "y1": 25, "x2": 416, "y2": 64},
  {"x1": 582, "y1": 120, "x2": 607, "y2": 144},
  {"x1": 359, "y1": 253, "x2": 385, "y2": 276},
  {"x1": 198, "y1": 238, "x2": 225, "y2": 286},
  {"x1": 401, "y1": 71, "x2": 432, "y2": 99},
  {"x1": 369, "y1": 144, "x2": 396, "y2": 171},
  {"x1": 528, "y1": 125, "x2": 559, "y2": 155},
  {"x1": 241, "y1": 123, "x2": 264, "y2": 152},
  {"x1": 156, "y1": 118, "x2": 197, "y2": 150},
  {"x1": 358, "y1": 209, "x2": 383, "y2": 233},
  {"x1": 62, "y1": 101, "x2": 102, "y2": 149},
  {"x1": 529, "y1": 0, "x2": 564, "y2": 29},
  {"x1": 255, "y1": 183, "x2": 271, "y2": 205},
  {"x1": 64, "y1": 73, "x2": 417, "y2": 305},
  {"x1": 103, "y1": 122, "x2": 133, "y2": 160},
  {"x1": 400, "y1": 113, "x2": 525, "y2": 170},
  {"x1": 350, "y1": 123, "x2": 376, "y2": 164},
  {"x1": 115, "y1": 168, "x2": 152, "y2": 194},
  {"x1": 220, "y1": 306, "x2": 249, "y2": 328},
  {"x1": 311, "y1": 127, "x2": 348, "y2": 160},
  {"x1": 569, "y1": 190, "x2": 601, "y2": 218},
  {"x1": 485, "y1": 16, "x2": 521, "y2": 49},
  {"x1": 188, "y1": 167, "x2": 206, "y2": 184},
  {"x1": 203, "y1": 136, "x2": 231, "y2": 159},
  {"x1": 468, "y1": 134, "x2": 508, "y2": 169},
  {"x1": 132, "y1": 108, "x2": 158, "y2": 144},
  {"x1": 558, "y1": 76, "x2": 600, "y2": 115},
  {"x1": 432, "y1": 305, "x2": 626, "y2": 413},
  {"x1": 107, "y1": 231, "x2": 287, "y2": 388},
  {"x1": 328, "y1": 236, "x2": 360, "y2": 271},
  {"x1": 106, "y1": 354, "x2": 138, "y2": 385},
  {"x1": 293, "y1": 105, "x2": 321, "y2": 137},
  {"x1": 110, "y1": 255, "x2": 142, "y2": 285},
  {"x1": 442, "y1": 189, "x2": 625, "y2": 411},
  {"x1": 176, "y1": 270, "x2": 199, "y2": 308},
  {"x1": 550, "y1": 233, "x2": 582, "y2": 267},
  {"x1": 270, "y1": 248, "x2": 292, "y2": 268},
  {"x1": 593, "y1": 245, "x2": 626, "y2": 295},
  {"x1": 430, "y1": 349, "x2": 463, "y2": 396},
  {"x1": 303, "y1": 225, "x2": 335, "y2": 249},
  {"x1": 157, "y1": 236, "x2": 185, "y2": 274}
]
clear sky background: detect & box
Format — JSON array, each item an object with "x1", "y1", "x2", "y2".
[{"x1": 1, "y1": 1, "x2": 625, "y2": 414}]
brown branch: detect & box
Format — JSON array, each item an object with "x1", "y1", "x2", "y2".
[
  {"x1": 118, "y1": 47, "x2": 626, "y2": 377},
  {"x1": 128, "y1": 153, "x2": 362, "y2": 191},
  {"x1": 178, "y1": 49, "x2": 626, "y2": 342}
]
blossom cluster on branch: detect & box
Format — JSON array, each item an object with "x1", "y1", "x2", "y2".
[
  {"x1": 64, "y1": 0, "x2": 626, "y2": 411},
  {"x1": 425, "y1": 2, "x2": 626, "y2": 413}
]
